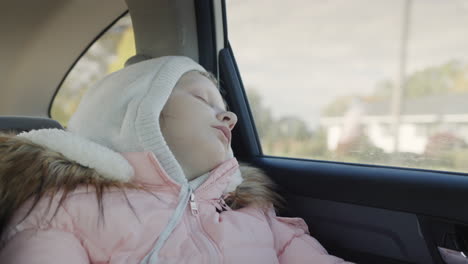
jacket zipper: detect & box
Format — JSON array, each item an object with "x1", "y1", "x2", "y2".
[
  {"x1": 190, "y1": 193, "x2": 199, "y2": 215},
  {"x1": 189, "y1": 193, "x2": 222, "y2": 264}
]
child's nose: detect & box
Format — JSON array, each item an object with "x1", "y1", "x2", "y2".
[{"x1": 217, "y1": 111, "x2": 238, "y2": 130}]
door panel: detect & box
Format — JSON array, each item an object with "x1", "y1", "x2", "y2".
[
  {"x1": 256, "y1": 156, "x2": 468, "y2": 224},
  {"x1": 287, "y1": 197, "x2": 433, "y2": 263}
]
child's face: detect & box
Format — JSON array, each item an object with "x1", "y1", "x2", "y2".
[{"x1": 160, "y1": 71, "x2": 238, "y2": 180}]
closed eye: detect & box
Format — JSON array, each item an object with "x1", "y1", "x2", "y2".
[
  {"x1": 193, "y1": 93, "x2": 225, "y2": 110},
  {"x1": 194, "y1": 94, "x2": 209, "y2": 104}
]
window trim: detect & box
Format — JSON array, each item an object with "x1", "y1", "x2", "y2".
[
  {"x1": 219, "y1": 46, "x2": 263, "y2": 160},
  {"x1": 48, "y1": 11, "x2": 129, "y2": 118}
]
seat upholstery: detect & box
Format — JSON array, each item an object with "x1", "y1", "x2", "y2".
[{"x1": 0, "y1": 116, "x2": 63, "y2": 133}]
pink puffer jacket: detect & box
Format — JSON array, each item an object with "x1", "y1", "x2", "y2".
[{"x1": 0, "y1": 151, "x2": 351, "y2": 264}]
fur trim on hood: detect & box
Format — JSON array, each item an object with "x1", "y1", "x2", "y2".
[{"x1": 0, "y1": 132, "x2": 282, "y2": 239}]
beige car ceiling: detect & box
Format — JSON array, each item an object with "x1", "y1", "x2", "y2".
[{"x1": 0, "y1": 0, "x2": 225, "y2": 117}]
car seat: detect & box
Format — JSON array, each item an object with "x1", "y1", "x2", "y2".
[{"x1": 0, "y1": 116, "x2": 63, "y2": 133}]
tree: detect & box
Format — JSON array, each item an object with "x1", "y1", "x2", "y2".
[
  {"x1": 321, "y1": 95, "x2": 354, "y2": 117},
  {"x1": 372, "y1": 60, "x2": 468, "y2": 100},
  {"x1": 246, "y1": 88, "x2": 278, "y2": 148},
  {"x1": 322, "y1": 60, "x2": 468, "y2": 117},
  {"x1": 246, "y1": 88, "x2": 328, "y2": 157}
]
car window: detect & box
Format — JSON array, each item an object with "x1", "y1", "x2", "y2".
[
  {"x1": 227, "y1": 0, "x2": 468, "y2": 174},
  {"x1": 50, "y1": 14, "x2": 135, "y2": 126}
]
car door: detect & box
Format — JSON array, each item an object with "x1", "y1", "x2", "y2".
[{"x1": 212, "y1": 1, "x2": 468, "y2": 263}]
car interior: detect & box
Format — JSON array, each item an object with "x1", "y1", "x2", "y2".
[{"x1": 2, "y1": 1, "x2": 468, "y2": 263}]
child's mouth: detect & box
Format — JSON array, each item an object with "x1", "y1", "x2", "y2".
[{"x1": 213, "y1": 126, "x2": 231, "y2": 144}]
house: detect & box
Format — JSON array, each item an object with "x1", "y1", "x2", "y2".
[{"x1": 319, "y1": 94, "x2": 468, "y2": 154}]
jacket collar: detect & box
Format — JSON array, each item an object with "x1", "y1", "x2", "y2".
[{"x1": 122, "y1": 152, "x2": 239, "y2": 200}]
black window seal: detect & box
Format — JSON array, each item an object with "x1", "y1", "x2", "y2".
[
  {"x1": 48, "y1": 10, "x2": 129, "y2": 119},
  {"x1": 194, "y1": 0, "x2": 218, "y2": 75}
]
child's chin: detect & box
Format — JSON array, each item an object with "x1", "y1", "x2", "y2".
[{"x1": 205, "y1": 149, "x2": 229, "y2": 166}]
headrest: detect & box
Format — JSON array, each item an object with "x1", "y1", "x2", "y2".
[{"x1": 0, "y1": 116, "x2": 63, "y2": 133}]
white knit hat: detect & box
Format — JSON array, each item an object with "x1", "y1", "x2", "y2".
[{"x1": 67, "y1": 56, "x2": 239, "y2": 186}]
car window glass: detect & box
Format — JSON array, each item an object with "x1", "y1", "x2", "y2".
[
  {"x1": 227, "y1": 0, "x2": 468, "y2": 174},
  {"x1": 51, "y1": 14, "x2": 134, "y2": 126}
]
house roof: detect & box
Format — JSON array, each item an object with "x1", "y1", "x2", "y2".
[{"x1": 366, "y1": 93, "x2": 468, "y2": 116}]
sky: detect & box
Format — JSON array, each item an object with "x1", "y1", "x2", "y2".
[{"x1": 226, "y1": 0, "x2": 468, "y2": 129}]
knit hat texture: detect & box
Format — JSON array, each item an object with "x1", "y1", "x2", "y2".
[{"x1": 68, "y1": 56, "x2": 236, "y2": 186}]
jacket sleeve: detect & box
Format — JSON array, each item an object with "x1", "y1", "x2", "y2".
[
  {"x1": 267, "y1": 208, "x2": 354, "y2": 264},
  {"x1": 0, "y1": 228, "x2": 90, "y2": 264}
]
